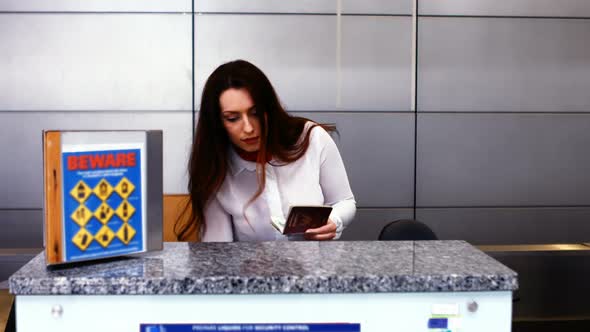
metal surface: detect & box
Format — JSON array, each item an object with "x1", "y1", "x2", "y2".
[
  {"x1": 419, "y1": 0, "x2": 590, "y2": 17},
  {"x1": 0, "y1": 249, "x2": 41, "y2": 256},
  {"x1": 340, "y1": 208, "x2": 414, "y2": 240},
  {"x1": 340, "y1": 16, "x2": 412, "y2": 111},
  {"x1": 416, "y1": 114, "x2": 590, "y2": 206},
  {"x1": 0, "y1": 14, "x2": 191, "y2": 111},
  {"x1": 146, "y1": 131, "x2": 163, "y2": 252},
  {"x1": 0, "y1": 0, "x2": 190, "y2": 12},
  {"x1": 417, "y1": 207, "x2": 590, "y2": 244},
  {"x1": 194, "y1": 0, "x2": 412, "y2": 15},
  {"x1": 0, "y1": 210, "x2": 43, "y2": 247},
  {"x1": 195, "y1": 15, "x2": 337, "y2": 111},
  {"x1": 194, "y1": 0, "x2": 336, "y2": 14},
  {"x1": 297, "y1": 112, "x2": 415, "y2": 207},
  {"x1": 341, "y1": 0, "x2": 411, "y2": 15},
  {"x1": 418, "y1": 18, "x2": 590, "y2": 112},
  {"x1": 0, "y1": 254, "x2": 38, "y2": 281},
  {"x1": 478, "y1": 244, "x2": 590, "y2": 252},
  {"x1": 195, "y1": 15, "x2": 413, "y2": 111},
  {"x1": 50, "y1": 305, "x2": 63, "y2": 319}
]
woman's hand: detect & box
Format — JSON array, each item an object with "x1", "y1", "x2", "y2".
[{"x1": 304, "y1": 219, "x2": 337, "y2": 241}]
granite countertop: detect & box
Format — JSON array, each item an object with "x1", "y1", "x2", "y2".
[{"x1": 9, "y1": 240, "x2": 517, "y2": 295}]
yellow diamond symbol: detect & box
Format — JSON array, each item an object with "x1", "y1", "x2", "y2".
[
  {"x1": 93, "y1": 179, "x2": 113, "y2": 201},
  {"x1": 114, "y1": 177, "x2": 135, "y2": 199},
  {"x1": 70, "y1": 180, "x2": 91, "y2": 203},
  {"x1": 95, "y1": 225, "x2": 115, "y2": 248},
  {"x1": 115, "y1": 200, "x2": 135, "y2": 222},
  {"x1": 71, "y1": 205, "x2": 92, "y2": 227},
  {"x1": 94, "y1": 202, "x2": 115, "y2": 225},
  {"x1": 72, "y1": 228, "x2": 93, "y2": 251},
  {"x1": 116, "y1": 223, "x2": 136, "y2": 245}
]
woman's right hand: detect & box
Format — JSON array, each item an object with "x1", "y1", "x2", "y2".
[{"x1": 304, "y1": 219, "x2": 337, "y2": 241}]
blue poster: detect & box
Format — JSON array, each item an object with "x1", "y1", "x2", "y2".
[
  {"x1": 140, "y1": 324, "x2": 361, "y2": 332},
  {"x1": 62, "y1": 148, "x2": 144, "y2": 261}
]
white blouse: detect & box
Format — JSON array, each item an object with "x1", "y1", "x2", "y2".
[{"x1": 201, "y1": 123, "x2": 356, "y2": 241}]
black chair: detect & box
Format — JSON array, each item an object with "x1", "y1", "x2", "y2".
[{"x1": 378, "y1": 219, "x2": 438, "y2": 241}]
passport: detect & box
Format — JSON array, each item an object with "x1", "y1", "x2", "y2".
[{"x1": 271, "y1": 205, "x2": 332, "y2": 235}]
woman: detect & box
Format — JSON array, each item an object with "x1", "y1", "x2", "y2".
[{"x1": 176, "y1": 60, "x2": 356, "y2": 241}]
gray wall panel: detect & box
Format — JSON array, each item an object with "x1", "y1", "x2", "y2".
[
  {"x1": 0, "y1": 14, "x2": 191, "y2": 111},
  {"x1": 341, "y1": 16, "x2": 412, "y2": 111},
  {"x1": 194, "y1": 1, "x2": 411, "y2": 15},
  {"x1": 340, "y1": 208, "x2": 414, "y2": 240},
  {"x1": 0, "y1": 0, "x2": 411, "y2": 14},
  {"x1": 195, "y1": 15, "x2": 337, "y2": 111},
  {"x1": 195, "y1": 1, "x2": 335, "y2": 14},
  {"x1": 418, "y1": 18, "x2": 590, "y2": 112},
  {"x1": 0, "y1": 112, "x2": 191, "y2": 208},
  {"x1": 420, "y1": 0, "x2": 590, "y2": 17},
  {"x1": 0, "y1": 254, "x2": 38, "y2": 281},
  {"x1": 0, "y1": 210, "x2": 43, "y2": 248},
  {"x1": 417, "y1": 114, "x2": 590, "y2": 206},
  {"x1": 418, "y1": 207, "x2": 590, "y2": 244},
  {"x1": 195, "y1": 15, "x2": 412, "y2": 111},
  {"x1": 0, "y1": 0, "x2": 190, "y2": 12},
  {"x1": 298, "y1": 112, "x2": 415, "y2": 207},
  {"x1": 341, "y1": 0, "x2": 411, "y2": 15}
]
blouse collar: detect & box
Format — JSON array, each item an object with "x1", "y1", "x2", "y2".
[{"x1": 229, "y1": 147, "x2": 257, "y2": 175}]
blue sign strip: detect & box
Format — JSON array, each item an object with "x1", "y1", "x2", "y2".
[
  {"x1": 427, "y1": 318, "x2": 448, "y2": 329},
  {"x1": 140, "y1": 323, "x2": 361, "y2": 332}
]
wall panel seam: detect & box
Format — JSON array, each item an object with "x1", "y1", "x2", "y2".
[
  {"x1": 416, "y1": 111, "x2": 590, "y2": 115},
  {"x1": 417, "y1": 14, "x2": 590, "y2": 20},
  {"x1": 194, "y1": 12, "x2": 412, "y2": 17},
  {"x1": 191, "y1": 0, "x2": 195, "y2": 142},
  {"x1": 0, "y1": 11, "x2": 190, "y2": 15},
  {"x1": 416, "y1": 205, "x2": 590, "y2": 209},
  {"x1": 0, "y1": 110, "x2": 193, "y2": 114},
  {"x1": 355, "y1": 207, "x2": 415, "y2": 210},
  {"x1": 287, "y1": 111, "x2": 416, "y2": 114},
  {"x1": 412, "y1": 0, "x2": 419, "y2": 220}
]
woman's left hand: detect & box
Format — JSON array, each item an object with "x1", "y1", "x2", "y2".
[{"x1": 304, "y1": 219, "x2": 337, "y2": 241}]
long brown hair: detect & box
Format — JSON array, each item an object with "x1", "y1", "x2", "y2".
[{"x1": 175, "y1": 60, "x2": 335, "y2": 241}]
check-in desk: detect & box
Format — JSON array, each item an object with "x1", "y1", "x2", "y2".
[{"x1": 9, "y1": 241, "x2": 517, "y2": 331}]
